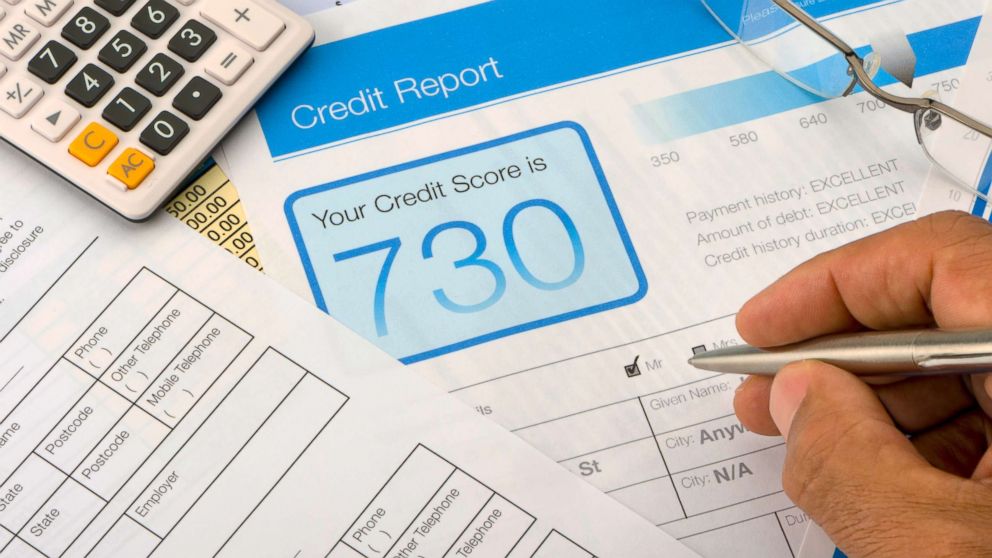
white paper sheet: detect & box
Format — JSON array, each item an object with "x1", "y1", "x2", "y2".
[
  {"x1": 221, "y1": 1, "x2": 985, "y2": 555},
  {"x1": 0, "y1": 148, "x2": 698, "y2": 557}
]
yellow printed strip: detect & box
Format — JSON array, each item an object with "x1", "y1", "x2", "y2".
[{"x1": 165, "y1": 166, "x2": 264, "y2": 272}]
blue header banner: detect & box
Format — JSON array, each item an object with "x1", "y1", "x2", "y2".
[{"x1": 255, "y1": 0, "x2": 883, "y2": 158}]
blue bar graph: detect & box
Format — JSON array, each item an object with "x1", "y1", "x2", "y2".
[{"x1": 635, "y1": 17, "x2": 980, "y2": 144}]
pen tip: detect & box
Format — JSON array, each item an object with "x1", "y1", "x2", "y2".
[{"x1": 687, "y1": 355, "x2": 697, "y2": 366}]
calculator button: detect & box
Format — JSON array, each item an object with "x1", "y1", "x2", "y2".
[
  {"x1": 0, "y1": 74, "x2": 42, "y2": 118},
  {"x1": 69, "y1": 121, "x2": 118, "y2": 166},
  {"x1": 25, "y1": 0, "x2": 73, "y2": 27},
  {"x1": 103, "y1": 86, "x2": 150, "y2": 131},
  {"x1": 168, "y1": 19, "x2": 215, "y2": 62},
  {"x1": 65, "y1": 63, "x2": 113, "y2": 107},
  {"x1": 200, "y1": 0, "x2": 284, "y2": 51},
  {"x1": 204, "y1": 42, "x2": 251, "y2": 85},
  {"x1": 94, "y1": 0, "x2": 137, "y2": 17},
  {"x1": 0, "y1": 17, "x2": 39, "y2": 60},
  {"x1": 31, "y1": 98, "x2": 80, "y2": 141},
  {"x1": 108, "y1": 147, "x2": 154, "y2": 189},
  {"x1": 98, "y1": 29, "x2": 146, "y2": 72},
  {"x1": 131, "y1": 0, "x2": 178, "y2": 39},
  {"x1": 172, "y1": 76, "x2": 219, "y2": 120},
  {"x1": 61, "y1": 7, "x2": 109, "y2": 49},
  {"x1": 140, "y1": 110, "x2": 187, "y2": 155},
  {"x1": 135, "y1": 52, "x2": 183, "y2": 96},
  {"x1": 27, "y1": 40, "x2": 76, "y2": 84}
]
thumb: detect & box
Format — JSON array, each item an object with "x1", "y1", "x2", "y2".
[{"x1": 771, "y1": 361, "x2": 988, "y2": 557}]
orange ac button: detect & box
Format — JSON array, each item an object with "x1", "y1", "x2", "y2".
[
  {"x1": 108, "y1": 148, "x2": 155, "y2": 190},
  {"x1": 69, "y1": 123, "x2": 119, "y2": 167}
]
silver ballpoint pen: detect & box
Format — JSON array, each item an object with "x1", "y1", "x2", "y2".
[{"x1": 687, "y1": 329, "x2": 992, "y2": 377}]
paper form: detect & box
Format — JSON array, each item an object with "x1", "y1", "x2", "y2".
[
  {"x1": 0, "y1": 149, "x2": 698, "y2": 557},
  {"x1": 220, "y1": 0, "x2": 985, "y2": 555}
]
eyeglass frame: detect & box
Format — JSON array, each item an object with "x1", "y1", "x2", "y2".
[{"x1": 710, "y1": 0, "x2": 992, "y2": 196}]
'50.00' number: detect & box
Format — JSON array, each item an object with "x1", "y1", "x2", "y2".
[{"x1": 334, "y1": 198, "x2": 586, "y2": 337}]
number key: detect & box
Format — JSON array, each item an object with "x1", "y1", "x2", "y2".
[
  {"x1": 95, "y1": 0, "x2": 139, "y2": 17},
  {"x1": 169, "y1": 20, "x2": 216, "y2": 62},
  {"x1": 99, "y1": 30, "x2": 147, "y2": 73},
  {"x1": 28, "y1": 40, "x2": 77, "y2": 84},
  {"x1": 140, "y1": 111, "x2": 188, "y2": 155},
  {"x1": 103, "y1": 87, "x2": 151, "y2": 131},
  {"x1": 62, "y1": 7, "x2": 110, "y2": 49},
  {"x1": 132, "y1": 0, "x2": 179, "y2": 39},
  {"x1": 65, "y1": 64, "x2": 114, "y2": 108},
  {"x1": 135, "y1": 53, "x2": 184, "y2": 96}
]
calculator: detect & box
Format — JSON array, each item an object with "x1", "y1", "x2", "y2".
[{"x1": 0, "y1": 0, "x2": 314, "y2": 221}]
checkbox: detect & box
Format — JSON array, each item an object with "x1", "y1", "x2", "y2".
[
  {"x1": 692, "y1": 345, "x2": 707, "y2": 355},
  {"x1": 624, "y1": 356, "x2": 642, "y2": 378}
]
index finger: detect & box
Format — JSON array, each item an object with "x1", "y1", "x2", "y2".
[{"x1": 737, "y1": 211, "x2": 992, "y2": 347}]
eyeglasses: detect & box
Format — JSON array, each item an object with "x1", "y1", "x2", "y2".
[{"x1": 701, "y1": 0, "x2": 992, "y2": 201}]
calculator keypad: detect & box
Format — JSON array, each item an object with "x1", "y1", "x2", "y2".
[{"x1": 0, "y1": 0, "x2": 311, "y2": 219}]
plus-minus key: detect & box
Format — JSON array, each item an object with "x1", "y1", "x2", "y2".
[
  {"x1": 201, "y1": 0, "x2": 286, "y2": 51},
  {"x1": 0, "y1": 74, "x2": 44, "y2": 119}
]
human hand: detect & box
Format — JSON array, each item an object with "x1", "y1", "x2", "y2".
[{"x1": 734, "y1": 211, "x2": 992, "y2": 558}]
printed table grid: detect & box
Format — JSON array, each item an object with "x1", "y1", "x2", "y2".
[{"x1": 0, "y1": 268, "x2": 253, "y2": 557}]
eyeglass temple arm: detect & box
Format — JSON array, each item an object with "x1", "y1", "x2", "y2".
[{"x1": 772, "y1": 0, "x2": 856, "y2": 55}]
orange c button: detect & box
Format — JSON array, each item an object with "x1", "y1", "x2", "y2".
[
  {"x1": 69, "y1": 123, "x2": 119, "y2": 167},
  {"x1": 109, "y1": 148, "x2": 155, "y2": 190}
]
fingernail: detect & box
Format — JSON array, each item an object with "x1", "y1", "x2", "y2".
[
  {"x1": 769, "y1": 367, "x2": 813, "y2": 439},
  {"x1": 984, "y1": 375, "x2": 992, "y2": 398}
]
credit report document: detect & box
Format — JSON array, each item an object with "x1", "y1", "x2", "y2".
[
  {"x1": 221, "y1": 0, "x2": 984, "y2": 555},
  {"x1": 0, "y1": 152, "x2": 696, "y2": 557}
]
